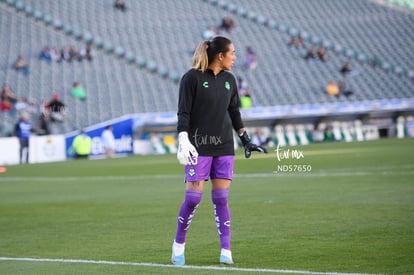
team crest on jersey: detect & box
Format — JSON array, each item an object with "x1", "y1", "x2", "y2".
[
  {"x1": 202, "y1": 81, "x2": 209, "y2": 88},
  {"x1": 225, "y1": 81, "x2": 230, "y2": 91},
  {"x1": 189, "y1": 166, "x2": 196, "y2": 177}
]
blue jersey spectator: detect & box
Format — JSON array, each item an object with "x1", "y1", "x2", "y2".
[{"x1": 15, "y1": 113, "x2": 32, "y2": 164}]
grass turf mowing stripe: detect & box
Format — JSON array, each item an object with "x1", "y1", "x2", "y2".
[
  {"x1": 0, "y1": 257, "x2": 384, "y2": 275},
  {"x1": 1, "y1": 168, "x2": 413, "y2": 182}
]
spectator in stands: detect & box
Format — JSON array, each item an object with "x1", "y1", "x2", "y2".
[
  {"x1": 15, "y1": 112, "x2": 32, "y2": 164},
  {"x1": 60, "y1": 47, "x2": 71, "y2": 62},
  {"x1": 101, "y1": 125, "x2": 116, "y2": 158},
  {"x1": 39, "y1": 46, "x2": 52, "y2": 62},
  {"x1": 51, "y1": 47, "x2": 61, "y2": 62},
  {"x1": 237, "y1": 76, "x2": 249, "y2": 97},
  {"x1": 15, "y1": 96, "x2": 29, "y2": 114},
  {"x1": 46, "y1": 93, "x2": 66, "y2": 122},
  {"x1": 305, "y1": 47, "x2": 316, "y2": 62},
  {"x1": 39, "y1": 99, "x2": 49, "y2": 115},
  {"x1": 14, "y1": 55, "x2": 29, "y2": 75},
  {"x1": 244, "y1": 46, "x2": 257, "y2": 70},
  {"x1": 72, "y1": 130, "x2": 92, "y2": 159},
  {"x1": 239, "y1": 89, "x2": 252, "y2": 109},
  {"x1": 237, "y1": 77, "x2": 252, "y2": 108},
  {"x1": 72, "y1": 82, "x2": 86, "y2": 101},
  {"x1": 84, "y1": 44, "x2": 95, "y2": 61},
  {"x1": 0, "y1": 98, "x2": 12, "y2": 112},
  {"x1": 36, "y1": 113, "x2": 50, "y2": 136},
  {"x1": 340, "y1": 62, "x2": 352, "y2": 75},
  {"x1": 69, "y1": 46, "x2": 81, "y2": 62},
  {"x1": 317, "y1": 47, "x2": 328, "y2": 62},
  {"x1": 27, "y1": 99, "x2": 38, "y2": 115},
  {"x1": 326, "y1": 80, "x2": 340, "y2": 97},
  {"x1": 1, "y1": 83, "x2": 17, "y2": 105},
  {"x1": 288, "y1": 36, "x2": 304, "y2": 48},
  {"x1": 340, "y1": 62, "x2": 359, "y2": 77},
  {"x1": 114, "y1": 0, "x2": 127, "y2": 12},
  {"x1": 338, "y1": 81, "x2": 353, "y2": 97},
  {"x1": 220, "y1": 16, "x2": 236, "y2": 32}
]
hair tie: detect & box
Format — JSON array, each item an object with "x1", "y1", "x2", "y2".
[{"x1": 206, "y1": 40, "x2": 211, "y2": 48}]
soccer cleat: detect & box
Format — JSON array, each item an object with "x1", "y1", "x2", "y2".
[
  {"x1": 220, "y1": 249, "x2": 234, "y2": 264},
  {"x1": 171, "y1": 252, "x2": 185, "y2": 266},
  {"x1": 171, "y1": 241, "x2": 185, "y2": 266},
  {"x1": 220, "y1": 254, "x2": 234, "y2": 264}
]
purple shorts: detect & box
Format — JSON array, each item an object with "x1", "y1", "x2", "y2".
[{"x1": 184, "y1": 155, "x2": 234, "y2": 182}]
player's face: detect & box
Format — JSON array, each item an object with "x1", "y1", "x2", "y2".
[{"x1": 221, "y1": 43, "x2": 236, "y2": 71}]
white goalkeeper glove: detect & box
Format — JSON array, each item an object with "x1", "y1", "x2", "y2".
[{"x1": 177, "y1": 132, "x2": 199, "y2": 165}]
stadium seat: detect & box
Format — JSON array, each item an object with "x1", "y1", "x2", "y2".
[
  {"x1": 247, "y1": 11, "x2": 258, "y2": 22},
  {"x1": 53, "y1": 19, "x2": 63, "y2": 30},
  {"x1": 277, "y1": 24, "x2": 288, "y2": 33},
  {"x1": 33, "y1": 10, "x2": 44, "y2": 21},
  {"x1": 15, "y1": 1, "x2": 24, "y2": 12},
  {"x1": 299, "y1": 31, "x2": 311, "y2": 42},
  {"x1": 266, "y1": 19, "x2": 278, "y2": 29},
  {"x1": 311, "y1": 36, "x2": 322, "y2": 46},
  {"x1": 104, "y1": 42, "x2": 114, "y2": 54},
  {"x1": 381, "y1": 62, "x2": 393, "y2": 72},
  {"x1": 333, "y1": 44, "x2": 345, "y2": 55},
  {"x1": 257, "y1": 15, "x2": 268, "y2": 25},
  {"x1": 64, "y1": 25, "x2": 73, "y2": 35},
  {"x1": 6, "y1": 0, "x2": 15, "y2": 7},
  {"x1": 73, "y1": 29, "x2": 83, "y2": 40},
  {"x1": 147, "y1": 61, "x2": 157, "y2": 74},
  {"x1": 25, "y1": 5, "x2": 34, "y2": 17},
  {"x1": 169, "y1": 72, "x2": 181, "y2": 84},
  {"x1": 345, "y1": 49, "x2": 357, "y2": 59},
  {"x1": 82, "y1": 32, "x2": 93, "y2": 44},
  {"x1": 114, "y1": 46, "x2": 125, "y2": 58},
  {"x1": 93, "y1": 37, "x2": 103, "y2": 49},
  {"x1": 227, "y1": 3, "x2": 237, "y2": 13},
  {"x1": 322, "y1": 40, "x2": 333, "y2": 50},
  {"x1": 159, "y1": 67, "x2": 169, "y2": 79},
  {"x1": 407, "y1": 70, "x2": 414, "y2": 80},
  {"x1": 125, "y1": 52, "x2": 135, "y2": 64},
  {"x1": 393, "y1": 65, "x2": 406, "y2": 76},
  {"x1": 357, "y1": 53, "x2": 369, "y2": 64},
  {"x1": 218, "y1": 0, "x2": 228, "y2": 10},
  {"x1": 137, "y1": 57, "x2": 146, "y2": 69},
  {"x1": 288, "y1": 28, "x2": 299, "y2": 37},
  {"x1": 236, "y1": 6, "x2": 248, "y2": 17},
  {"x1": 43, "y1": 14, "x2": 53, "y2": 26}
]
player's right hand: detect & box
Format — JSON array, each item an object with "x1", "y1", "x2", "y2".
[{"x1": 177, "y1": 132, "x2": 199, "y2": 165}]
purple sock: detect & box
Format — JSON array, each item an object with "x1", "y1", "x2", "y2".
[
  {"x1": 175, "y1": 190, "x2": 203, "y2": 244},
  {"x1": 212, "y1": 189, "x2": 231, "y2": 250}
]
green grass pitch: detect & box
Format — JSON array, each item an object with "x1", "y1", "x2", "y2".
[{"x1": 0, "y1": 138, "x2": 413, "y2": 274}]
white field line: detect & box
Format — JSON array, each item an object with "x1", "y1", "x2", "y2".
[
  {"x1": 0, "y1": 257, "x2": 384, "y2": 275},
  {"x1": 0, "y1": 169, "x2": 413, "y2": 182}
]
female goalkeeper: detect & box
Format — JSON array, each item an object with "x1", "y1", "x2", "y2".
[{"x1": 172, "y1": 36, "x2": 267, "y2": 266}]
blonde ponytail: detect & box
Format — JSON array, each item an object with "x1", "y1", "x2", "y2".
[{"x1": 192, "y1": 40, "x2": 209, "y2": 73}]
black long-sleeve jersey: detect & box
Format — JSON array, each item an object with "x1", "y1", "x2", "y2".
[{"x1": 177, "y1": 68, "x2": 244, "y2": 156}]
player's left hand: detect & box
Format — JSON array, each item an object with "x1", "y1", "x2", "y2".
[
  {"x1": 239, "y1": 131, "x2": 268, "y2": 158},
  {"x1": 243, "y1": 142, "x2": 268, "y2": 158}
]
